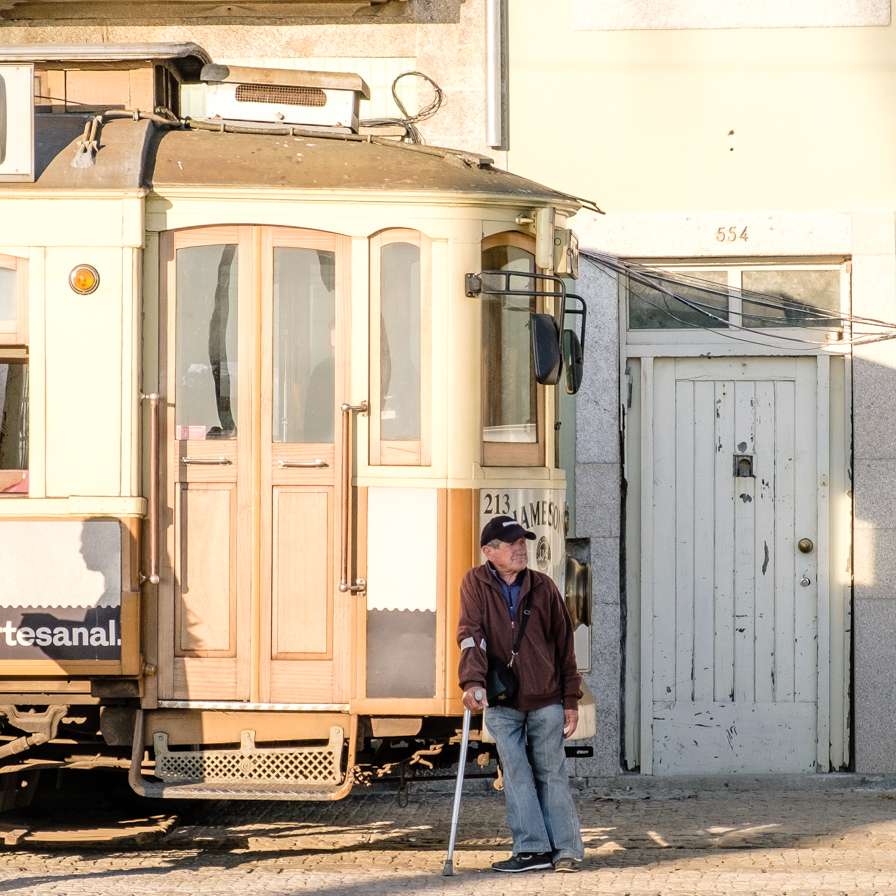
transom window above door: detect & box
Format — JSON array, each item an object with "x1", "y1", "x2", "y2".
[{"x1": 624, "y1": 260, "x2": 850, "y2": 336}]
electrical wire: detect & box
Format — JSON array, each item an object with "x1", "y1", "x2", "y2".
[
  {"x1": 594, "y1": 254, "x2": 837, "y2": 346},
  {"x1": 606, "y1": 254, "x2": 896, "y2": 331},
  {"x1": 360, "y1": 71, "x2": 444, "y2": 144},
  {"x1": 585, "y1": 251, "x2": 896, "y2": 349}
]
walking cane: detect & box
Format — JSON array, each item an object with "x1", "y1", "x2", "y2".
[{"x1": 442, "y1": 688, "x2": 483, "y2": 877}]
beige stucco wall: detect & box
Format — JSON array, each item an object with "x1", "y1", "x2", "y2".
[
  {"x1": 507, "y1": 0, "x2": 896, "y2": 212},
  {"x1": 504, "y1": 1, "x2": 896, "y2": 774},
  {"x1": 0, "y1": 0, "x2": 489, "y2": 153}
]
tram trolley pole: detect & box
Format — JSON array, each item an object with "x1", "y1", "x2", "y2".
[{"x1": 442, "y1": 688, "x2": 483, "y2": 877}]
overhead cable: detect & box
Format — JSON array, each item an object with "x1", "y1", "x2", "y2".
[{"x1": 585, "y1": 252, "x2": 896, "y2": 349}]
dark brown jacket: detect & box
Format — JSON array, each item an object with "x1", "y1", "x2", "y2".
[{"x1": 457, "y1": 563, "x2": 582, "y2": 711}]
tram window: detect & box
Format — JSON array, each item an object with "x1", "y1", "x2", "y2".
[
  {"x1": 0, "y1": 257, "x2": 27, "y2": 346},
  {"x1": 0, "y1": 269, "x2": 15, "y2": 323},
  {"x1": 273, "y1": 247, "x2": 336, "y2": 444},
  {"x1": 370, "y1": 231, "x2": 430, "y2": 466},
  {"x1": 175, "y1": 244, "x2": 239, "y2": 440},
  {"x1": 481, "y1": 236, "x2": 544, "y2": 467},
  {"x1": 0, "y1": 361, "x2": 28, "y2": 495}
]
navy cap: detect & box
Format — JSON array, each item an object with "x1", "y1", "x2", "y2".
[{"x1": 480, "y1": 515, "x2": 537, "y2": 547}]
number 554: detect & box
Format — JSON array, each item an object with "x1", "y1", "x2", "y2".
[{"x1": 716, "y1": 226, "x2": 749, "y2": 243}]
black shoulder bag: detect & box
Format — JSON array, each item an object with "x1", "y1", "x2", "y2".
[{"x1": 486, "y1": 601, "x2": 532, "y2": 705}]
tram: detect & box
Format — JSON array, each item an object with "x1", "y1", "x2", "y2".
[{"x1": 0, "y1": 42, "x2": 593, "y2": 801}]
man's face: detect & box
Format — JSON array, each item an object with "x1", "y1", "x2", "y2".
[{"x1": 483, "y1": 536, "x2": 529, "y2": 576}]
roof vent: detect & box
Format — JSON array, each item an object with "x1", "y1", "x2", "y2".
[{"x1": 201, "y1": 64, "x2": 370, "y2": 133}]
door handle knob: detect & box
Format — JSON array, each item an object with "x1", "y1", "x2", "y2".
[{"x1": 798, "y1": 538, "x2": 814, "y2": 554}]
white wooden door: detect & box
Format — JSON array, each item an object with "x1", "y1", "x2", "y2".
[{"x1": 644, "y1": 357, "x2": 823, "y2": 773}]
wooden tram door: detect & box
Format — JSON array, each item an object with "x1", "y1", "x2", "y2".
[{"x1": 159, "y1": 226, "x2": 353, "y2": 704}]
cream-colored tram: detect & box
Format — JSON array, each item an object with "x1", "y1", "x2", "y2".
[{"x1": 0, "y1": 43, "x2": 593, "y2": 802}]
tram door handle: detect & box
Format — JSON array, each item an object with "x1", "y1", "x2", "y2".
[
  {"x1": 181, "y1": 456, "x2": 232, "y2": 465},
  {"x1": 139, "y1": 393, "x2": 161, "y2": 586},
  {"x1": 339, "y1": 400, "x2": 368, "y2": 595}
]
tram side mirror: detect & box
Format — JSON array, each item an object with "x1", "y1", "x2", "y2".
[
  {"x1": 530, "y1": 313, "x2": 562, "y2": 385},
  {"x1": 562, "y1": 328, "x2": 584, "y2": 395}
]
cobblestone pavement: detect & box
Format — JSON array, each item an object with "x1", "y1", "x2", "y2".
[{"x1": 4, "y1": 775, "x2": 896, "y2": 894}]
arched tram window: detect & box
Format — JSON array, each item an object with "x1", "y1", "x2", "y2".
[
  {"x1": 0, "y1": 256, "x2": 27, "y2": 495},
  {"x1": 369, "y1": 230, "x2": 431, "y2": 467},
  {"x1": 175, "y1": 244, "x2": 239, "y2": 441},
  {"x1": 273, "y1": 247, "x2": 336, "y2": 445},
  {"x1": 480, "y1": 233, "x2": 544, "y2": 467}
]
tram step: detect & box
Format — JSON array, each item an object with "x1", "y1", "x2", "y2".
[
  {"x1": 128, "y1": 711, "x2": 356, "y2": 801},
  {"x1": 133, "y1": 779, "x2": 349, "y2": 801}
]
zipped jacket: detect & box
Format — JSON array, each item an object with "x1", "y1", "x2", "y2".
[{"x1": 457, "y1": 563, "x2": 582, "y2": 712}]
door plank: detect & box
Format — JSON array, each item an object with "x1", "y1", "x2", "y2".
[
  {"x1": 652, "y1": 361, "x2": 677, "y2": 704},
  {"x1": 674, "y1": 379, "x2": 695, "y2": 703},
  {"x1": 794, "y1": 359, "x2": 818, "y2": 704},
  {"x1": 692, "y1": 380, "x2": 716, "y2": 703},
  {"x1": 753, "y1": 381, "x2": 776, "y2": 703},
  {"x1": 639, "y1": 358, "x2": 655, "y2": 772},
  {"x1": 713, "y1": 380, "x2": 735, "y2": 703},
  {"x1": 773, "y1": 380, "x2": 796, "y2": 703},
  {"x1": 733, "y1": 381, "x2": 756, "y2": 705},
  {"x1": 816, "y1": 354, "x2": 833, "y2": 769}
]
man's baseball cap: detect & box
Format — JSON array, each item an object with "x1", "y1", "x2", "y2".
[{"x1": 480, "y1": 515, "x2": 537, "y2": 547}]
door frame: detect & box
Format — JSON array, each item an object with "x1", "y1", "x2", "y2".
[{"x1": 623, "y1": 347, "x2": 852, "y2": 774}]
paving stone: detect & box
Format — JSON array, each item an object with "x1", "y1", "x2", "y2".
[{"x1": 4, "y1": 779, "x2": 896, "y2": 894}]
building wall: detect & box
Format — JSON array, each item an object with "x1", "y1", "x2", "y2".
[
  {"x1": 507, "y1": 0, "x2": 896, "y2": 213},
  {"x1": 572, "y1": 256, "x2": 622, "y2": 777},
  {"x1": 0, "y1": 0, "x2": 489, "y2": 153},
  {"x1": 506, "y1": 0, "x2": 896, "y2": 772}
]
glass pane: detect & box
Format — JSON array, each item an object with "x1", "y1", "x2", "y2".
[
  {"x1": 274, "y1": 247, "x2": 336, "y2": 444},
  {"x1": 482, "y1": 245, "x2": 537, "y2": 444},
  {"x1": 628, "y1": 270, "x2": 729, "y2": 329},
  {"x1": 0, "y1": 362, "x2": 28, "y2": 494},
  {"x1": 0, "y1": 268, "x2": 15, "y2": 324},
  {"x1": 742, "y1": 269, "x2": 840, "y2": 328},
  {"x1": 380, "y1": 242, "x2": 421, "y2": 441},
  {"x1": 175, "y1": 245, "x2": 239, "y2": 440}
]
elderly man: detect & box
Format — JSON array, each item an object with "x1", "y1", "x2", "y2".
[{"x1": 457, "y1": 514, "x2": 584, "y2": 873}]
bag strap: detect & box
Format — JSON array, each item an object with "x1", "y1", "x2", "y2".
[{"x1": 507, "y1": 593, "x2": 532, "y2": 668}]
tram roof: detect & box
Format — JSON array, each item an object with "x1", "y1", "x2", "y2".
[{"x1": 20, "y1": 116, "x2": 587, "y2": 210}]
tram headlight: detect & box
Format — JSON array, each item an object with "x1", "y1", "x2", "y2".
[{"x1": 69, "y1": 264, "x2": 100, "y2": 295}]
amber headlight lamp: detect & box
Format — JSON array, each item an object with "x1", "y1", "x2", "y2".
[{"x1": 69, "y1": 264, "x2": 100, "y2": 295}]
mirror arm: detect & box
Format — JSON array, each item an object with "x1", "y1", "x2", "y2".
[
  {"x1": 465, "y1": 269, "x2": 571, "y2": 300},
  {"x1": 563, "y1": 295, "x2": 587, "y2": 354},
  {"x1": 466, "y1": 269, "x2": 587, "y2": 355}
]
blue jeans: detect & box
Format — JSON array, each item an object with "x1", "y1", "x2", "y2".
[{"x1": 486, "y1": 703, "x2": 584, "y2": 861}]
